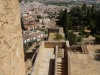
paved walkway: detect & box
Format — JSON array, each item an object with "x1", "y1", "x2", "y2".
[{"x1": 38, "y1": 48, "x2": 55, "y2": 75}]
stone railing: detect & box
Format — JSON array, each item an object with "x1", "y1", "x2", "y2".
[
  {"x1": 54, "y1": 46, "x2": 58, "y2": 75},
  {"x1": 68, "y1": 51, "x2": 71, "y2": 75}
]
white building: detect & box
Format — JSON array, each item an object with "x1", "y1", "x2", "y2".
[{"x1": 23, "y1": 31, "x2": 44, "y2": 44}]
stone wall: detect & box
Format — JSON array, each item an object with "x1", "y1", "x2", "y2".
[
  {"x1": 0, "y1": 0, "x2": 26, "y2": 75},
  {"x1": 44, "y1": 41, "x2": 65, "y2": 48},
  {"x1": 48, "y1": 28, "x2": 59, "y2": 33},
  {"x1": 31, "y1": 42, "x2": 44, "y2": 75}
]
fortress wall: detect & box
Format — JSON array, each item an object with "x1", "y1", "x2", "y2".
[{"x1": 0, "y1": 0, "x2": 26, "y2": 75}]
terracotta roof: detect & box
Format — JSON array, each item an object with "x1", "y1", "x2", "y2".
[
  {"x1": 23, "y1": 20, "x2": 36, "y2": 30},
  {"x1": 24, "y1": 25, "x2": 36, "y2": 29},
  {"x1": 23, "y1": 20, "x2": 35, "y2": 25}
]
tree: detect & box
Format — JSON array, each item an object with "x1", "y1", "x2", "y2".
[
  {"x1": 70, "y1": 6, "x2": 83, "y2": 31},
  {"x1": 58, "y1": 10, "x2": 64, "y2": 26},
  {"x1": 95, "y1": 35, "x2": 100, "y2": 43},
  {"x1": 58, "y1": 9, "x2": 69, "y2": 39},
  {"x1": 63, "y1": 9, "x2": 69, "y2": 39},
  {"x1": 77, "y1": 35, "x2": 82, "y2": 42},
  {"x1": 68, "y1": 31, "x2": 77, "y2": 45},
  {"x1": 91, "y1": 5, "x2": 95, "y2": 14},
  {"x1": 82, "y1": 2, "x2": 87, "y2": 14},
  {"x1": 72, "y1": 17, "x2": 79, "y2": 31},
  {"x1": 95, "y1": 10, "x2": 100, "y2": 34},
  {"x1": 90, "y1": 20, "x2": 96, "y2": 34}
]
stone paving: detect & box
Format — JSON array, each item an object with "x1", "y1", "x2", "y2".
[{"x1": 38, "y1": 48, "x2": 55, "y2": 75}]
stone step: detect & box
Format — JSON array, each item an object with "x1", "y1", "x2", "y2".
[
  {"x1": 58, "y1": 54, "x2": 63, "y2": 56},
  {"x1": 58, "y1": 53, "x2": 63, "y2": 54},
  {"x1": 57, "y1": 62, "x2": 67, "y2": 64},
  {"x1": 57, "y1": 71, "x2": 67, "y2": 75},
  {"x1": 57, "y1": 64, "x2": 67, "y2": 66},
  {"x1": 57, "y1": 66, "x2": 67, "y2": 69},
  {"x1": 57, "y1": 69, "x2": 67, "y2": 72},
  {"x1": 57, "y1": 59, "x2": 67, "y2": 62},
  {"x1": 58, "y1": 55, "x2": 63, "y2": 57},
  {"x1": 57, "y1": 74, "x2": 67, "y2": 75}
]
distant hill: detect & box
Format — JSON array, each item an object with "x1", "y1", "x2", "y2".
[
  {"x1": 20, "y1": 0, "x2": 100, "y2": 3},
  {"x1": 22, "y1": 0, "x2": 69, "y2": 2},
  {"x1": 32, "y1": 0, "x2": 99, "y2": 2}
]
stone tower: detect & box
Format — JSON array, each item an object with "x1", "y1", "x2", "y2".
[{"x1": 0, "y1": 0, "x2": 26, "y2": 75}]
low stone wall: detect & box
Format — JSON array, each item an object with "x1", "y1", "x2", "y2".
[
  {"x1": 44, "y1": 41, "x2": 65, "y2": 48},
  {"x1": 68, "y1": 51, "x2": 71, "y2": 75},
  {"x1": 30, "y1": 42, "x2": 44, "y2": 75},
  {"x1": 66, "y1": 41, "x2": 71, "y2": 75},
  {"x1": 54, "y1": 46, "x2": 58, "y2": 75},
  {"x1": 48, "y1": 28, "x2": 59, "y2": 33}
]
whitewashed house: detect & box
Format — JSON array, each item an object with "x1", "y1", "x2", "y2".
[{"x1": 23, "y1": 31, "x2": 44, "y2": 44}]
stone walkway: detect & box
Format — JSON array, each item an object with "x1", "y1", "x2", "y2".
[{"x1": 38, "y1": 48, "x2": 55, "y2": 75}]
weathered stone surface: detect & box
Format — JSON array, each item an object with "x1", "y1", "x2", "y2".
[{"x1": 0, "y1": 0, "x2": 26, "y2": 75}]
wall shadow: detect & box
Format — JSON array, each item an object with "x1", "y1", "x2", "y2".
[
  {"x1": 95, "y1": 49, "x2": 100, "y2": 53},
  {"x1": 48, "y1": 59, "x2": 55, "y2": 75},
  {"x1": 94, "y1": 49, "x2": 100, "y2": 61}
]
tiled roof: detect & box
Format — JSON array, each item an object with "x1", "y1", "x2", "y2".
[
  {"x1": 24, "y1": 25, "x2": 36, "y2": 29},
  {"x1": 23, "y1": 20, "x2": 36, "y2": 29}
]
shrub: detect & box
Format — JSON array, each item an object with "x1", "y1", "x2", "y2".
[
  {"x1": 79, "y1": 30, "x2": 85, "y2": 36},
  {"x1": 37, "y1": 15, "x2": 42, "y2": 19},
  {"x1": 77, "y1": 35, "x2": 82, "y2": 42},
  {"x1": 45, "y1": 30, "x2": 48, "y2": 34},
  {"x1": 68, "y1": 31, "x2": 77, "y2": 45},
  {"x1": 54, "y1": 33, "x2": 63, "y2": 41},
  {"x1": 95, "y1": 35, "x2": 100, "y2": 43}
]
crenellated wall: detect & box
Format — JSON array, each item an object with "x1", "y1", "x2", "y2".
[{"x1": 0, "y1": 0, "x2": 26, "y2": 75}]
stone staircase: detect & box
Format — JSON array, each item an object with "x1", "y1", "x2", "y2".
[
  {"x1": 57, "y1": 49, "x2": 64, "y2": 58},
  {"x1": 56, "y1": 59, "x2": 67, "y2": 75}
]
